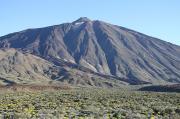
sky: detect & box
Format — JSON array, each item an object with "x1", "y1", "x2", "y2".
[{"x1": 0, "y1": 0, "x2": 180, "y2": 45}]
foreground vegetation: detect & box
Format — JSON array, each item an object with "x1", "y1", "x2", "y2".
[{"x1": 0, "y1": 87, "x2": 180, "y2": 119}]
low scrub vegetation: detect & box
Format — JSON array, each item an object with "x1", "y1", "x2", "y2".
[{"x1": 0, "y1": 88, "x2": 180, "y2": 118}]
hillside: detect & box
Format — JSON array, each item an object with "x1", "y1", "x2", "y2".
[{"x1": 0, "y1": 48, "x2": 127, "y2": 87}]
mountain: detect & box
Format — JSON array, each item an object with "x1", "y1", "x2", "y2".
[{"x1": 0, "y1": 17, "x2": 180, "y2": 85}]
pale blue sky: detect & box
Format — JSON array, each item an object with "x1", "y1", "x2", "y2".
[{"x1": 0, "y1": 0, "x2": 180, "y2": 45}]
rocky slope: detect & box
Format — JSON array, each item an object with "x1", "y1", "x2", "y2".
[
  {"x1": 0, "y1": 48, "x2": 126, "y2": 87},
  {"x1": 0, "y1": 17, "x2": 180, "y2": 85}
]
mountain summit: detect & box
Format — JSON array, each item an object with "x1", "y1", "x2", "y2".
[
  {"x1": 73, "y1": 17, "x2": 91, "y2": 23},
  {"x1": 0, "y1": 17, "x2": 180, "y2": 86}
]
